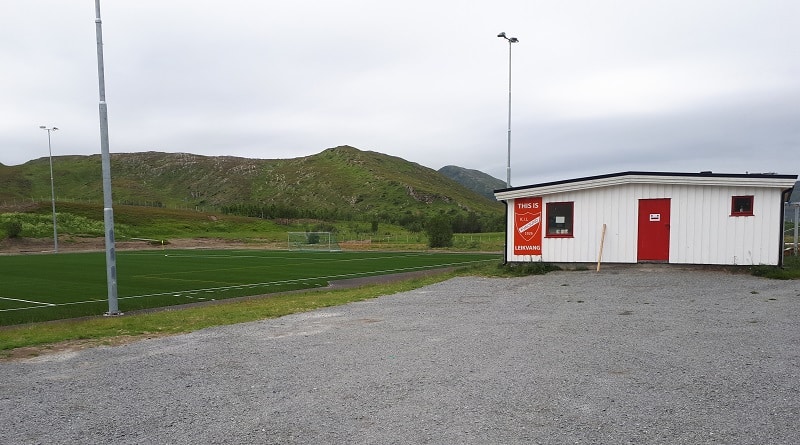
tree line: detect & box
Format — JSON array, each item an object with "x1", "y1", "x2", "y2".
[{"x1": 219, "y1": 202, "x2": 504, "y2": 234}]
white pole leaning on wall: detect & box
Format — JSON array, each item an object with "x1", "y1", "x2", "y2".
[
  {"x1": 794, "y1": 204, "x2": 799, "y2": 256},
  {"x1": 596, "y1": 224, "x2": 607, "y2": 272}
]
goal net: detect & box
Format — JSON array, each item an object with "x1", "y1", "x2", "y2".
[{"x1": 287, "y1": 232, "x2": 342, "y2": 252}]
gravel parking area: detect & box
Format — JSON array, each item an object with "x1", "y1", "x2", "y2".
[{"x1": 2, "y1": 266, "x2": 799, "y2": 444}]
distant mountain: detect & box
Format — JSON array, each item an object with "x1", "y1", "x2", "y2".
[
  {"x1": 0, "y1": 146, "x2": 503, "y2": 229},
  {"x1": 438, "y1": 166, "x2": 506, "y2": 200},
  {"x1": 783, "y1": 180, "x2": 799, "y2": 221}
]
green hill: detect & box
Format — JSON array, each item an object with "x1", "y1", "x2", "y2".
[
  {"x1": 0, "y1": 146, "x2": 503, "y2": 231},
  {"x1": 438, "y1": 165, "x2": 506, "y2": 200}
]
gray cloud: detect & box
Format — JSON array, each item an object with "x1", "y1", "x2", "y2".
[{"x1": 2, "y1": 1, "x2": 798, "y2": 188}]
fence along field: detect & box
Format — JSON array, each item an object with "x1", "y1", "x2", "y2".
[{"x1": 0, "y1": 250, "x2": 499, "y2": 326}]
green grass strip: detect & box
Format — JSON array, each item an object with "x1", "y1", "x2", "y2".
[{"x1": 751, "y1": 255, "x2": 800, "y2": 279}]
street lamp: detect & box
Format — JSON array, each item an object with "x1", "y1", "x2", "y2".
[
  {"x1": 95, "y1": 0, "x2": 121, "y2": 316},
  {"x1": 497, "y1": 32, "x2": 518, "y2": 188},
  {"x1": 39, "y1": 125, "x2": 59, "y2": 253}
]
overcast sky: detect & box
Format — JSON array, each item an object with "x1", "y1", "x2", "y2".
[{"x1": 2, "y1": 1, "x2": 798, "y2": 186}]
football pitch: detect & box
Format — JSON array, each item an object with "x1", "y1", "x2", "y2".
[{"x1": 0, "y1": 249, "x2": 500, "y2": 326}]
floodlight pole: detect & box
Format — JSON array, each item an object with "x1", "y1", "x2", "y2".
[
  {"x1": 95, "y1": 0, "x2": 121, "y2": 316},
  {"x1": 39, "y1": 126, "x2": 59, "y2": 253},
  {"x1": 497, "y1": 32, "x2": 518, "y2": 188}
]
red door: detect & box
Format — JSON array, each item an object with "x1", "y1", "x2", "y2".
[{"x1": 637, "y1": 198, "x2": 671, "y2": 262}]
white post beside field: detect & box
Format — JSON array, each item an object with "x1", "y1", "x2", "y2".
[{"x1": 794, "y1": 204, "x2": 799, "y2": 256}]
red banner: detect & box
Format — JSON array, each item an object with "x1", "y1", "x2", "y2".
[{"x1": 513, "y1": 197, "x2": 542, "y2": 255}]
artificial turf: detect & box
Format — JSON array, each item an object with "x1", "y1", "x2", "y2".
[{"x1": 0, "y1": 249, "x2": 499, "y2": 325}]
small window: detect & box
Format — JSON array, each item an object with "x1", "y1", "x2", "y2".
[
  {"x1": 546, "y1": 202, "x2": 574, "y2": 237},
  {"x1": 731, "y1": 195, "x2": 754, "y2": 216}
]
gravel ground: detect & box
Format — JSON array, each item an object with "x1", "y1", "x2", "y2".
[{"x1": 1, "y1": 266, "x2": 799, "y2": 444}]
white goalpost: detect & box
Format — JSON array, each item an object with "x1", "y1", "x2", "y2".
[{"x1": 287, "y1": 232, "x2": 342, "y2": 252}]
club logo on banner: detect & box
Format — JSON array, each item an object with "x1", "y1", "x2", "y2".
[{"x1": 514, "y1": 197, "x2": 542, "y2": 255}]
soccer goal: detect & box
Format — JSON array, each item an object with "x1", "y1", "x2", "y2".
[{"x1": 287, "y1": 232, "x2": 342, "y2": 252}]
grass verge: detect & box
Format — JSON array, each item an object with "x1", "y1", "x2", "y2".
[{"x1": 751, "y1": 255, "x2": 800, "y2": 279}]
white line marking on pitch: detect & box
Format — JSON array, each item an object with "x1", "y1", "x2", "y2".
[{"x1": 0, "y1": 296, "x2": 56, "y2": 307}]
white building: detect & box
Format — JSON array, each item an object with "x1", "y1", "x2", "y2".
[{"x1": 494, "y1": 171, "x2": 797, "y2": 266}]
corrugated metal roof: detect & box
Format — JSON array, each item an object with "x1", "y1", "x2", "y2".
[{"x1": 494, "y1": 171, "x2": 798, "y2": 200}]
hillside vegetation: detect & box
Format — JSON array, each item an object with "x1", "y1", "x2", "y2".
[
  {"x1": 0, "y1": 146, "x2": 503, "y2": 232},
  {"x1": 0, "y1": 201, "x2": 505, "y2": 253},
  {"x1": 438, "y1": 165, "x2": 507, "y2": 199}
]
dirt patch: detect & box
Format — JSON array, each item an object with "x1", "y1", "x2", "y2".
[{"x1": 0, "y1": 334, "x2": 174, "y2": 362}]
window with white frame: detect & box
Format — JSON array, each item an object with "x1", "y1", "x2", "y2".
[{"x1": 731, "y1": 195, "x2": 754, "y2": 216}]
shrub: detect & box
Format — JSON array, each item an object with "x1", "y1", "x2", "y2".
[
  {"x1": 426, "y1": 214, "x2": 453, "y2": 248},
  {"x1": 0, "y1": 212, "x2": 133, "y2": 239},
  {"x1": 4, "y1": 220, "x2": 22, "y2": 238},
  {"x1": 751, "y1": 256, "x2": 800, "y2": 279},
  {"x1": 496, "y1": 261, "x2": 561, "y2": 276},
  {"x1": 311, "y1": 223, "x2": 337, "y2": 233}
]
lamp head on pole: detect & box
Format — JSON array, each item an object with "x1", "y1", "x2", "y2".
[
  {"x1": 497, "y1": 32, "x2": 519, "y2": 43},
  {"x1": 39, "y1": 125, "x2": 58, "y2": 131}
]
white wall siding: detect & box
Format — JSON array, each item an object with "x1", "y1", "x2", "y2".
[
  {"x1": 507, "y1": 186, "x2": 641, "y2": 264},
  {"x1": 670, "y1": 186, "x2": 782, "y2": 265},
  {"x1": 505, "y1": 182, "x2": 787, "y2": 265},
  {"x1": 543, "y1": 187, "x2": 635, "y2": 264}
]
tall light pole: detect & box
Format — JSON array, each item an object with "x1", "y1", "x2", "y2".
[
  {"x1": 497, "y1": 32, "x2": 518, "y2": 188},
  {"x1": 39, "y1": 125, "x2": 59, "y2": 253},
  {"x1": 95, "y1": 0, "x2": 121, "y2": 316}
]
